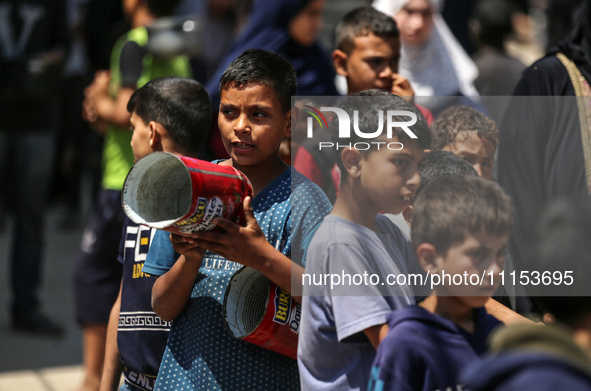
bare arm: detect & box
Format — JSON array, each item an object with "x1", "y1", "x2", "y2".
[
  {"x1": 485, "y1": 298, "x2": 534, "y2": 325},
  {"x1": 99, "y1": 283, "x2": 123, "y2": 391},
  {"x1": 364, "y1": 323, "x2": 390, "y2": 350},
  {"x1": 151, "y1": 241, "x2": 205, "y2": 322}
]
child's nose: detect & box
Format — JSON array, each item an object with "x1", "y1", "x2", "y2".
[
  {"x1": 407, "y1": 168, "x2": 421, "y2": 190},
  {"x1": 234, "y1": 114, "x2": 251, "y2": 133},
  {"x1": 473, "y1": 163, "x2": 484, "y2": 177}
]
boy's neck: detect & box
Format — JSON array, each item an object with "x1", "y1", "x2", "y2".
[
  {"x1": 422, "y1": 294, "x2": 476, "y2": 333},
  {"x1": 331, "y1": 181, "x2": 381, "y2": 230},
  {"x1": 222, "y1": 157, "x2": 288, "y2": 197}
]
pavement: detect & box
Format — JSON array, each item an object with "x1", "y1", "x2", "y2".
[{"x1": 0, "y1": 208, "x2": 89, "y2": 390}]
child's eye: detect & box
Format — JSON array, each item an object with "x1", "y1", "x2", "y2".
[
  {"x1": 497, "y1": 248, "x2": 508, "y2": 258},
  {"x1": 482, "y1": 161, "x2": 493, "y2": 168},
  {"x1": 253, "y1": 111, "x2": 267, "y2": 118},
  {"x1": 469, "y1": 249, "x2": 484, "y2": 260},
  {"x1": 394, "y1": 159, "x2": 407, "y2": 167}
]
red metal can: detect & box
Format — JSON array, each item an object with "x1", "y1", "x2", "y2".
[
  {"x1": 223, "y1": 266, "x2": 300, "y2": 360},
  {"x1": 122, "y1": 152, "x2": 252, "y2": 235}
]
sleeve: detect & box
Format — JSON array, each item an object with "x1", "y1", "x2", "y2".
[
  {"x1": 368, "y1": 325, "x2": 425, "y2": 391},
  {"x1": 141, "y1": 229, "x2": 179, "y2": 276},
  {"x1": 119, "y1": 40, "x2": 144, "y2": 88},
  {"x1": 326, "y1": 243, "x2": 397, "y2": 342},
  {"x1": 289, "y1": 176, "x2": 333, "y2": 267}
]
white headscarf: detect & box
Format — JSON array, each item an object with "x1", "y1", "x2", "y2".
[{"x1": 373, "y1": 0, "x2": 479, "y2": 100}]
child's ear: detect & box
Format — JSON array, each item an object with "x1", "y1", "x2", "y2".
[
  {"x1": 341, "y1": 147, "x2": 362, "y2": 178},
  {"x1": 148, "y1": 121, "x2": 163, "y2": 150},
  {"x1": 285, "y1": 106, "x2": 299, "y2": 139},
  {"x1": 402, "y1": 205, "x2": 413, "y2": 227},
  {"x1": 332, "y1": 50, "x2": 349, "y2": 77},
  {"x1": 416, "y1": 243, "x2": 439, "y2": 275}
]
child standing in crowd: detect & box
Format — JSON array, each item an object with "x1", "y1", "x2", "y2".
[
  {"x1": 77, "y1": 0, "x2": 192, "y2": 389},
  {"x1": 294, "y1": 6, "x2": 433, "y2": 202},
  {"x1": 99, "y1": 77, "x2": 211, "y2": 391},
  {"x1": 429, "y1": 105, "x2": 498, "y2": 180},
  {"x1": 297, "y1": 90, "x2": 431, "y2": 390},
  {"x1": 462, "y1": 197, "x2": 591, "y2": 391},
  {"x1": 141, "y1": 49, "x2": 332, "y2": 390},
  {"x1": 369, "y1": 175, "x2": 513, "y2": 390}
]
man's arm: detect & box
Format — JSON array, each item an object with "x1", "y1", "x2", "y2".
[{"x1": 99, "y1": 283, "x2": 123, "y2": 391}]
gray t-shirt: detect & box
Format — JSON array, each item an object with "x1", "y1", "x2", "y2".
[{"x1": 298, "y1": 214, "x2": 416, "y2": 391}]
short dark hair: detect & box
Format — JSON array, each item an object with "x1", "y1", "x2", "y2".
[
  {"x1": 417, "y1": 150, "x2": 478, "y2": 196},
  {"x1": 332, "y1": 89, "x2": 431, "y2": 177},
  {"x1": 472, "y1": 0, "x2": 518, "y2": 50},
  {"x1": 219, "y1": 49, "x2": 296, "y2": 112},
  {"x1": 412, "y1": 175, "x2": 513, "y2": 254},
  {"x1": 127, "y1": 76, "x2": 212, "y2": 156},
  {"x1": 335, "y1": 7, "x2": 400, "y2": 54},
  {"x1": 524, "y1": 198, "x2": 591, "y2": 324},
  {"x1": 430, "y1": 105, "x2": 498, "y2": 150},
  {"x1": 147, "y1": 0, "x2": 181, "y2": 17}
]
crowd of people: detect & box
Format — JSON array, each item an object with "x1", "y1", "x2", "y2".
[{"x1": 2, "y1": 0, "x2": 591, "y2": 390}]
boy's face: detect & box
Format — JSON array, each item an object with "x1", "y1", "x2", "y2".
[
  {"x1": 334, "y1": 33, "x2": 400, "y2": 95},
  {"x1": 395, "y1": 0, "x2": 434, "y2": 46},
  {"x1": 130, "y1": 112, "x2": 154, "y2": 163},
  {"x1": 218, "y1": 84, "x2": 290, "y2": 168},
  {"x1": 433, "y1": 230, "x2": 508, "y2": 308},
  {"x1": 356, "y1": 137, "x2": 423, "y2": 214},
  {"x1": 442, "y1": 131, "x2": 496, "y2": 180}
]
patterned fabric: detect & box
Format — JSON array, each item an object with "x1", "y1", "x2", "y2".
[{"x1": 142, "y1": 168, "x2": 332, "y2": 390}]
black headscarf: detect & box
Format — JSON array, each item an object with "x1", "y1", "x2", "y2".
[{"x1": 552, "y1": 0, "x2": 591, "y2": 82}]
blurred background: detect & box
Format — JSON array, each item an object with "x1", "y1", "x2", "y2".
[{"x1": 0, "y1": 0, "x2": 579, "y2": 388}]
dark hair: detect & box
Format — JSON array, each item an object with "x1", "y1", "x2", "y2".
[
  {"x1": 146, "y1": 0, "x2": 181, "y2": 17},
  {"x1": 127, "y1": 76, "x2": 212, "y2": 156},
  {"x1": 417, "y1": 150, "x2": 478, "y2": 196},
  {"x1": 412, "y1": 175, "x2": 514, "y2": 254},
  {"x1": 430, "y1": 105, "x2": 498, "y2": 150},
  {"x1": 332, "y1": 89, "x2": 431, "y2": 176},
  {"x1": 219, "y1": 49, "x2": 297, "y2": 112},
  {"x1": 335, "y1": 7, "x2": 400, "y2": 54},
  {"x1": 524, "y1": 198, "x2": 591, "y2": 324},
  {"x1": 472, "y1": 0, "x2": 518, "y2": 51}
]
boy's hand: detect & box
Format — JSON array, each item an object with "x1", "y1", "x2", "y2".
[
  {"x1": 91, "y1": 70, "x2": 111, "y2": 96},
  {"x1": 190, "y1": 197, "x2": 276, "y2": 270},
  {"x1": 169, "y1": 233, "x2": 206, "y2": 262},
  {"x1": 391, "y1": 74, "x2": 415, "y2": 103}
]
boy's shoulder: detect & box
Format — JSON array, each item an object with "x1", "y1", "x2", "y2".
[
  {"x1": 311, "y1": 213, "x2": 406, "y2": 244},
  {"x1": 385, "y1": 305, "x2": 455, "y2": 340}
]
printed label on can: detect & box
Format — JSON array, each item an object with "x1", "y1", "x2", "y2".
[
  {"x1": 273, "y1": 285, "x2": 292, "y2": 325},
  {"x1": 289, "y1": 303, "x2": 301, "y2": 333},
  {"x1": 175, "y1": 197, "x2": 207, "y2": 227},
  {"x1": 176, "y1": 197, "x2": 225, "y2": 234}
]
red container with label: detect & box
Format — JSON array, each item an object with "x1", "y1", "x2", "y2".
[
  {"x1": 122, "y1": 152, "x2": 252, "y2": 235},
  {"x1": 223, "y1": 266, "x2": 300, "y2": 359}
]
